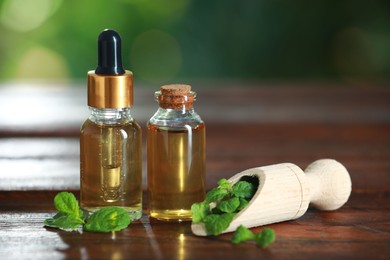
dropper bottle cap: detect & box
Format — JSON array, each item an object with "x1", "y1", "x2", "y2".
[{"x1": 87, "y1": 29, "x2": 133, "y2": 108}]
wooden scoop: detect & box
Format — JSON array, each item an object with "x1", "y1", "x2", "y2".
[{"x1": 191, "y1": 159, "x2": 352, "y2": 236}]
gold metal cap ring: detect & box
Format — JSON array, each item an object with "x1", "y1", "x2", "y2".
[{"x1": 87, "y1": 70, "x2": 133, "y2": 108}]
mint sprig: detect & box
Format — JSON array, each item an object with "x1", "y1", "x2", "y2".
[
  {"x1": 232, "y1": 181, "x2": 256, "y2": 199},
  {"x1": 84, "y1": 206, "x2": 131, "y2": 232},
  {"x1": 191, "y1": 178, "x2": 257, "y2": 235},
  {"x1": 203, "y1": 213, "x2": 236, "y2": 236},
  {"x1": 44, "y1": 192, "x2": 85, "y2": 231},
  {"x1": 255, "y1": 228, "x2": 276, "y2": 248},
  {"x1": 215, "y1": 197, "x2": 240, "y2": 213},
  {"x1": 44, "y1": 192, "x2": 131, "y2": 233},
  {"x1": 54, "y1": 191, "x2": 82, "y2": 216},
  {"x1": 191, "y1": 177, "x2": 275, "y2": 247},
  {"x1": 44, "y1": 212, "x2": 84, "y2": 230},
  {"x1": 191, "y1": 202, "x2": 210, "y2": 224},
  {"x1": 231, "y1": 225, "x2": 256, "y2": 244},
  {"x1": 205, "y1": 187, "x2": 229, "y2": 203},
  {"x1": 231, "y1": 225, "x2": 276, "y2": 248}
]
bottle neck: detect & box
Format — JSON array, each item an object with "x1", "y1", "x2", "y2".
[
  {"x1": 156, "y1": 106, "x2": 196, "y2": 118},
  {"x1": 156, "y1": 97, "x2": 197, "y2": 119},
  {"x1": 158, "y1": 104, "x2": 195, "y2": 113},
  {"x1": 149, "y1": 87, "x2": 202, "y2": 127},
  {"x1": 149, "y1": 106, "x2": 202, "y2": 128},
  {"x1": 89, "y1": 107, "x2": 133, "y2": 125}
]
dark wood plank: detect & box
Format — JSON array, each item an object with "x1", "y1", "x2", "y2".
[
  {"x1": 0, "y1": 84, "x2": 389, "y2": 259},
  {"x1": 205, "y1": 123, "x2": 390, "y2": 192},
  {"x1": 1, "y1": 123, "x2": 388, "y2": 191},
  {"x1": 1, "y1": 84, "x2": 389, "y2": 136},
  {"x1": 0, "y1": 138, "x2": 79, "y2": 190},
  {"x1": 1, "y1": 205, "x2": 389, "y2": 259}
]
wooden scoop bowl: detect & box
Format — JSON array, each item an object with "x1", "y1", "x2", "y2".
[{"x1": 191, "y1": 159, "x2": 352, "y2": 236}]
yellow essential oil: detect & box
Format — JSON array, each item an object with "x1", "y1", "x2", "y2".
[
  {"x1": 147, "y1": 84, "x2": 206, "y2": 221},
  {"x1": 80, "y1": 118, "x2": 142, "y2": 218}
]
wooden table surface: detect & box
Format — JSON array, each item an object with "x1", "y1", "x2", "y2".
[{"x1": 0, "y1": 83, "x2": 389, "y2": 259}]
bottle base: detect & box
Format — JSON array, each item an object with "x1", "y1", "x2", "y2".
[
  {"x1": 82, "y1": 206, "x2": 142, "y2": 221},
  {"x1": 149, "y1": 209, "x2": 192, "y2": 222}
]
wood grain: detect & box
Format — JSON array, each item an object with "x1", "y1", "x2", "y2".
[{"x1": 0, "y1": 84, "x2": 389, "y2": 259}]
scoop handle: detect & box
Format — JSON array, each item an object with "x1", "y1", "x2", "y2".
[{"x1": 305, "y1": 159, "x2": 352, "y2": 211}]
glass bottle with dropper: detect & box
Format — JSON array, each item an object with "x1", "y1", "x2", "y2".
[
  {"x1": 80, "y1": 29, "x2": 142, "y2": 221},
  {"x1": 147, "y1": 84, "x2": 206, "y2": 221}
]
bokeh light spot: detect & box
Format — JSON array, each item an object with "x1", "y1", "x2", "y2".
[
  {"x1": 15, "y1": 47, "x2": 70, "y2": 79},
  {"x1": 130, "y1": 30, "x2": 182, "y2": 84},
  {"x1": 0, "y1": 0, "x2": 63, "y2": 32}
]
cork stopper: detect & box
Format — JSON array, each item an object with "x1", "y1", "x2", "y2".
[
  {"x1": 156, "y1": 84, "x2": 196, "y2": 109},
  {"x1": 161, "y1": 84, "x2": 191, "y2": 95}
]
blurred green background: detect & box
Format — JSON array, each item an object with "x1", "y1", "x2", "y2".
[{"x1": 0, "y1": 0, "x2": 389, "y2": 85}]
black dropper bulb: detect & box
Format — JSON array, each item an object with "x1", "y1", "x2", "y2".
[{"x1": 95, "y1": 29, "x2": 125, "y2": 75}]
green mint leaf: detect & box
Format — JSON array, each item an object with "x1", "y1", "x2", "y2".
[
  {"x1": 204, "y1": 213, "x2": 235, "y2": 236},
  {"x1": 205, "y1": 187, "x2": 229, "y2": 203},
  {"x1": 44, "y1": 212, "x2": 84, "y2": 231},
  {"x1": 237, "y1": 198, "x2": 249, "y2": 211},
  {"x1": 54, "y1": 192, "x2": 80, "y2": 217},
  {"x1": 79, "y1": 209, "x2": 87, "y2": 222},
  {"x1": 232, "y1": 181, "x2": 255, "y2": 199},
  {"x1": 216, "y1": 197, "x2": 240, "y2": 213},
  {"x1": 84, "y1": 206, "x2": 131, "y2": 233},
  {"x1": 231, "y1": 225, "x2": 256, "y2": 244},
  {"x1": 217, "y1": 178, "x2": 231, "y2": 191},
  {"x1": 191, "y1": 202, "x2": 210, "y2": 224},
  {"x1": 255, "y1": 228, "x2": 276, "y2": 248},
  {"x1": 211, "y1": 207, "x2": 223, "y2": 214}
]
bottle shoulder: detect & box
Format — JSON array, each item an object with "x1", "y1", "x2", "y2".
[
  {"x1": 148, "y1": 108, "x2": 204, "y2": 128},
  {"x1": 87, "y1": 107, "x2": 138, "y2": 125},
  {"x1": 81, "y1": 118, "x2": 141, "y2": 134},
  {"x1": 148, "y1": 122, "x2": 205, "y2": 133}
]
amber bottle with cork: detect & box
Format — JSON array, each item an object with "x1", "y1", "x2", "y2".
[
  {"x1": 80, "y1": 29, "x2": 142, "y2": 221},
  {"x1": 147, "y1": 84, "x2": 206, "y2": 221}
]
